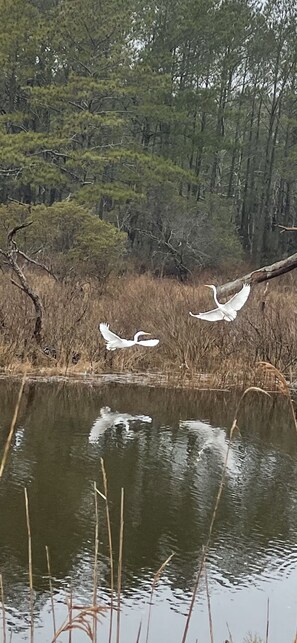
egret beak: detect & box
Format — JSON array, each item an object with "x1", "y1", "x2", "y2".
[{"x1": 204, "y1": 284, "x2": 212, "y2": 289}]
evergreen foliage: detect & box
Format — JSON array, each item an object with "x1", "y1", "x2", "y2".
[{"x1": 0, "y1": 0, "x2": 296, "y2": 275}]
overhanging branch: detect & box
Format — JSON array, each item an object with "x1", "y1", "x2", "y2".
[{"x1": 217, "y1": 252, "x2": 297, "y2": 297}]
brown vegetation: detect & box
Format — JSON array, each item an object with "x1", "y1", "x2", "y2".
[{"x1": 0, "y1": 270, "x2": 296, "y2": 387}]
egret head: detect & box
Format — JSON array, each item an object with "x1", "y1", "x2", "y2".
[
  {"x1": 134, "y1": 331, "x2": 150, "y2": 342},
  {"x1": 205, "y1": 284, "x2": 216, "y2": 292}
]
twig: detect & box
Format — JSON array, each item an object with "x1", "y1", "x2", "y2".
[
  {"x1": 0, "y1": 373, "x2": 26, "y2": 479},
  {"x1": 45, "y1": 546, "x2": 56, "y2": 636},
  {"x1": 24, "y1": 488, "x2": 34, "y2": 643}
]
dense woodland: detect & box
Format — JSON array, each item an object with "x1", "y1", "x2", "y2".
[{"x1": 0, "y1": 0, "x2": 297, "y2": 279}]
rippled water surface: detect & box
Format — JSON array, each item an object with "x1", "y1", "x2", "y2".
[{"x1": 1, "y1": 379, "x2": 297, "y2": 643}]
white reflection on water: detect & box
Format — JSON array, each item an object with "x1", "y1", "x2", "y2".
[
  {"x1": 179, "y1": 419, "x2": 240, "y2": 476},
  {"x1": 89, "y1": 406, "x2": 152, "y2": 443},
  {"x1": 13, "y1": 426, "x2": 25, "y2": 450}
]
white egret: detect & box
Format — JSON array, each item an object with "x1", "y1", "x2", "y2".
[
  {"x1": 189, "y1": 283, "x2": 250, "y2": 322},
  {"x1": 99, "y1": 323, "x2": 159, "y2": 350}
]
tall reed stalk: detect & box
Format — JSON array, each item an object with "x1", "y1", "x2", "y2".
[
  {"x1": 0, "y1": 373, "x2": 26, "y2": 479},
  {"x1": 100, "y1": 458, "x2": 114, "y2": 643},
  {"x1": 145, "y1": 553, "x2": 174, "y2": 643},
  {"x1": 116, "y1": 488, "x2": 124, "y2": 643},
  {"x1": 93, "y1": 481, "x2": 99, "y2": 643},
  {"x1": 203, "y1": 549, "x2": 214, "y2": 643},
  {"x1": 24, "y1": 487, "x2": 34, "y2": 643},
  {"x1": 0, "y1": 573, "x2": 6, "y2": 643},
  {"x1": 45, "y1": 545, "x2": 56, "y2": 636}
]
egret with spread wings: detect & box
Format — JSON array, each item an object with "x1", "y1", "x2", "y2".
[
  {"x1": 189, "y1": 283, "x2": 250, "y2": 322},
  {"x1": 99, "y1": 323, "x2": 160, "y2": 350}
]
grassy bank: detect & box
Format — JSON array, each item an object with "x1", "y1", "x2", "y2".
[{"x1": 0, "y1": 270, "x2": 296, "y2": 387}]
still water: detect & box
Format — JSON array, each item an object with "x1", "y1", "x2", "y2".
[{"x1": 0, "y1": 379, "x2": 297, "y2": 643}]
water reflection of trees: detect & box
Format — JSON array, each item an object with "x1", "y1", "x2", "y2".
[{"x1": 0, "y1": 380, "x2": 297, "y2": 610}]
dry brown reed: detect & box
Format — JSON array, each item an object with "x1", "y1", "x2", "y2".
[
  {"x1": 52, "y1": 602, "x2": 107, "y2": 642},
  {"x1": 0, "y1": 574, "x2": 6, "y2": 643},
  {"x1": 67, "y1": 588, "x2": 72, "y2": 643},
  {"x1": 265, "y1": 598, "x2": 270, "y2": 643},
  {"x1": 256, "y1": 362, "x2": 297, "y2": 432},
  {"x1": 100, "y1": 458, "x2": 115, "y2": 643},
  {"x1": 144, "y1": 552, "x2": 175, "y2": 643},
  {"x1": 24, "y1": 487, "x2": 34, "y2": 643},
  {"x1": 93, "y1": 481, "x2": 99, "y2": 643},
  {"x1": 0, "y1": 372, "x2": 26, "y2": 479},
  {"x1": 203, "y1": 550, "x2": 214, "y2": 643},
  {"x1": 45, "y1": 545, "x2": 56, "y2": 636},
  {"x1": 117, "y1": 488, "x2": 124, "y2": 643},
  {"x1": 0, "y1": 271, "x2": 296, "y2": 387}
]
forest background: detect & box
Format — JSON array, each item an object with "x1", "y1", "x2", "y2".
[{"x1": 0, "y1": 0, "x2": 296, "y2": 376}]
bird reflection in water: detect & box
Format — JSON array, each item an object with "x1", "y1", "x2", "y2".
[
  {"x1": 89, "y1": 406, "x2": 152, "y2": 443},
  {"x1": 180, "y1": 419, "x2": 240, "y2": 476}
]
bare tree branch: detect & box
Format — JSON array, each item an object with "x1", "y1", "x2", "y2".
[
  {"x1": 0, "y1": 221, "x2": 51, "y2": 344},
  {"x1": 8, "y1": 221, "x2": 33, "y2": 245},
  {"x1": 278, "y1": 225, "x2": 297, "y2": 233},
  {"x1": 18, "y1": 250, "x2": 57, "y2": 281},
  {"x1": 10, "y1": 278, "x2": 25, "y2": 292},
  {"x1": 218, "y1": 252, "x2": 297, "y2": 298}
]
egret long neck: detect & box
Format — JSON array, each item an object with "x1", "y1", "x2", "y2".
[{"x1": 211, "y1": 286, "x2": 220, "y2": 307}]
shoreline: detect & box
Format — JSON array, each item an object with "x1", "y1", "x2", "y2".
[
  {"x1": 0, "y1": 369, "x2": 232, "y2": 391},
  {"x1": 0, "y1": 369, "x2": 294, "y2": 398}
]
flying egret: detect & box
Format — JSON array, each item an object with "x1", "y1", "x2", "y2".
[
  {"x1": 99, "y1": 323, "x2": 160, "y2": 350},
  {"x1": 189, "y1": 283, "x2": 250, "y2": 322}
]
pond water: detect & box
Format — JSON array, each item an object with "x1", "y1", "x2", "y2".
[{"x1": 0, "y1": 379, "x2": 297, "y2": 643}]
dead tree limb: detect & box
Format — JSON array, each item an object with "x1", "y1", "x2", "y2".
[
  {"x1": 278, "y1": 225, "x2": 297, "y2": 233},
  {"x1": 217, "y1": 252, "x2": 297, "y2": 298},
  {"x1": 0, "y1": 222, "x2": 56, "y2": 345},
  {"x1": 17, "y1": 249, "x2": 57, "y2": 281}
]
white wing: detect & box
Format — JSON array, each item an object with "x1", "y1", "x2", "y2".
[
  {"x1": 99, "y1": 323, "x2": 125, "y2": 349},
  {"x1": 137, "y1": 339, "x2": 160, "y2": 347},
  {"x1": 189, "y1": 309, "x2": 225, "y2": 321},
  {"x1": 99, "y1": 323, "x2": 121, "y2": 342},
  {"x1": 224, "y1": 284, "x2": 250, "y2": 313}
]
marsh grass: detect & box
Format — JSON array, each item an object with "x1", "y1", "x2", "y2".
[{"x1": 0, "y1": 271, "x2": 296, "y2": 387}]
